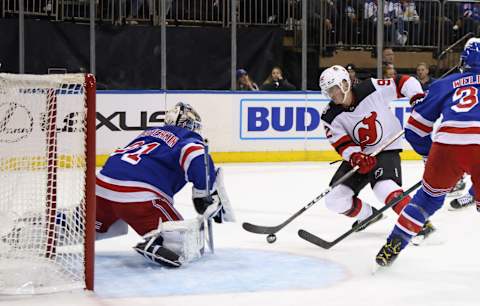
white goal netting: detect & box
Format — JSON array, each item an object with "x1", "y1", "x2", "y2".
[{"x1": 0, "y1": 73, "x2": 95, "y2": 294}]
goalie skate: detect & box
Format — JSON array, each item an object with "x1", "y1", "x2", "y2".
[{"x1": 133, "y1": 235, "x2": 182, "y2": 268}]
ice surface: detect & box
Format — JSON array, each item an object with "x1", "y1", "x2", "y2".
[
  {"x1": 95, "y1": 249, "x2": 345, "y2": 298},
  {"x1": 2, "y1": 161, "x2": 479, "y2": 306}
]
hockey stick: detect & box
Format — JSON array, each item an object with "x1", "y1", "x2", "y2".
[
  {"x1": 242, "y1": 130, "x2": 405, "y2": 235},
  {"x1": 203, "y1": 139, "x2": 215, "y2": 253},
  {"x1": 298, "y1": 180, "x2": 422, "y2": 249}
]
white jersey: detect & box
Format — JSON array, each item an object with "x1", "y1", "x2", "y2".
[{"x1": 321, "y1": 76, "x2": 424, "y2": 161}]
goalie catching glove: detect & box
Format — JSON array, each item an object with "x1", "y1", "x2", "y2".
[
  {"x1": 349, "y1": 152, "x2": 377, "y2": 174},
  {"x1": 192, "y1": 167, "x2": 235, "y2": 223}
]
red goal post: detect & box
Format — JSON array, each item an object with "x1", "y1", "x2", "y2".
[{"x1": 0, "y1": 73, "x2": 95, "y2": 294}]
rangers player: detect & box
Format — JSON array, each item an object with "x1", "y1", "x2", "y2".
[
  {"x1": 96, "y1": 102, "x2": 234, "y2": 267},
  {"x1": 376, "y1": 38, "x2": 480, "y2": 267}
]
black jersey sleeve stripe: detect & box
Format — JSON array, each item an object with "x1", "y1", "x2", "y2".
[
  {"x1": 332, "y1": 135, "x2": 357, "y2": 155},
  {"x1": 335, "y1": 141, "x2": 356, "y2": 155},
  {"x1": 321, "y1": 102, "x2": 345, "y2": 125},
  {"x1": 351, "y1": 79, "x2": 376, "y2": 103}
]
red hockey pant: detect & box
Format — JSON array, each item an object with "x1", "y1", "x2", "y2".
[
  {"x1": 96, "y1": 196, "x2": 183, "y2": 236},
  {"x1": 424, "y1": 143, "x2": 480, "y2": 204}
]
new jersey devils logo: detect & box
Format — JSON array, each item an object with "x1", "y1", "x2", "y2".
[{"x1": 353, "y1": 112, "x2": 383, "y2": 149}]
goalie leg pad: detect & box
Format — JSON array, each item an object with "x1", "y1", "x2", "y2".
[
  {"x1": 161, "y1": 217, "x2": 206, "y2": 262},
  {"x1": 133, "y1": 217, "x2": 207, "y2": 267}
]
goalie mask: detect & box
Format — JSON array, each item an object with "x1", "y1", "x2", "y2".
[
  {"x1": 165, "y1": 102, "x2": 202, "y2": 133},
  {"x1": 460, "y1": 37, "x2": 480, "y2": 72},
  {"x1": 319, "y1": 65, "x2": 351, "y2": 105}
]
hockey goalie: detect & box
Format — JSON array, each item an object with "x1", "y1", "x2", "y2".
[{"x1": 95, "y1": 102, "x2": 235, "y2": 267}]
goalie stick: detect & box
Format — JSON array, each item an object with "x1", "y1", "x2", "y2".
[
  {"x1": 242, "y1": 130, "x2": 405, "y2": 236},
  {"x1": 298, "y1": 180, "x2": 422, "y2": 249},
  {"x1": 203, "y1": 139, "x2": 214, "y2": 253}
]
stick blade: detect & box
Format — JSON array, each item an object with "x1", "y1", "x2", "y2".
[
  {"x1": 242, "y1": 222, "x2": 278, "y2": 234},
  {"x1": 298, "y1": 229, "x2": 334, "y2": 249}
]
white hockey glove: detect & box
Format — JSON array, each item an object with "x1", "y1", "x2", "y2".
[{"x1": 192, "y1": 167, "x2": 235, "y2": 223}]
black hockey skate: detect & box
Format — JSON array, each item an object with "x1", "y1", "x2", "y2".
[
  {"x1": 352, "y1": 207, "x2": 384, "y2": 232},
  {"x1": 411, "y1": 220, "x2": 436, "y2": 246},
  {"x1": 375, "y1": 237, "x2": 404, "y2": 267},
  {"x1": 450, "y1": 194, "x2": 474, "y2": 210},
  {"x1": 134, "y1": 235, "x2": 182, "y2": 268}
]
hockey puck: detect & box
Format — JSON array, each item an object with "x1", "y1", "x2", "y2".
[{"x1": 266, "y1": 234, "x2": 277, "y2": 244}]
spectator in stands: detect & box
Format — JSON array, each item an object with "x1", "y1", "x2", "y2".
[
  {"x1": 115, "y1": 0, "x2": 150, "y2": 24},
  {"x1": 236, "y1": 69, "x2": 259, "y2": 91},
  {"x1": 383, "y1": 63, "x2": 397, "y2": 79},
  {"x1": 382, "y1": 47, "x2": 395, "y2": 65},
  {"x1": 453, "y1": 3, "x2": 480, "y2": 37},
  {"x1": 440, "y1": 2, "x2": 459, "y2": 45},
  {"x1": 244, "y1": 0, "x2": 287, "y2": 25},
  {"x1": 339, "y1": 0, "x2": 361, "y2": 45},
  {"x1": 261, "y1": 66, "x2": 296, "y2": 91},
  {"x1": 346, "y1": 63, "x2": 361, "y2": 86},
  {"x1": 399, "y1": 0, "x2": 420, "y2": 22},
  {"x1": 305, "y1": 0, "x2": 336, "y2": 55},
  {"x1": 119, "y1": 0, "x2": 172, "y2": 25},
  {"x1": 415, "y1": 62, "x2": 436, "y2": 91},
  {"x1": 389, "y1": 0, "x2": 405, "y2": 45},
  {"x1": 363, "y1": 0, "x2": 379, "y2": 44},
  {"x1": 396, "y1": 0, "x2": 421, "y2": 45},
  {"x1": 322, "y1": 0, "x2": 338, "y2": 49},
  {"x1": 363, "y1": 1, "x2": 401, "y2": 45}
]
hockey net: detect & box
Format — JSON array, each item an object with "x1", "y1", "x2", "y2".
[{"x1": 0, "y1": 73, "x2": 96, "y2": 294}]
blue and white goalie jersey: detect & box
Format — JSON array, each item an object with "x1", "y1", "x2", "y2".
[{"x1": 96, "y1": 125, "x2": 216, "y2": 204}]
